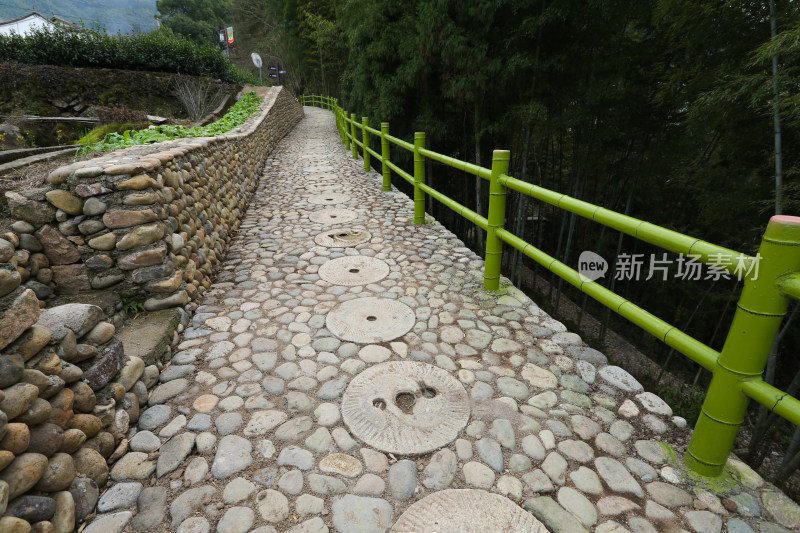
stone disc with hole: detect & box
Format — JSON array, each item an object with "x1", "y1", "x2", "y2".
[
  {"x1": 319, "y1": 256, "x2": 389, "y2": 286},
  {"x1": 309, "y1": 192, "x2": 350, "y2": 205},
  {"x1": 327, "y1": 297, "x2": 414, "y2": 344},
  {"x1": 315, "y1": 228, "x2": 371, "y2": 247},
  {"x1": 391, "y1": 489, "x2": 548, "y2": 533},
  {"x1": 306, "y1": 185, "x2": 342, "y2": 194},
  {"x1": 303, "y1": 165, "x2": 334, "y2": 173},
  {"x1": 309, "y1": 209, "x2": 358, "y2": 224},
  {"x1": 305, "y1": 172, "x2": 338, "y2": 181},
  {"x1": 341, "y1": 361, "x2": 470, "y2": 455}
]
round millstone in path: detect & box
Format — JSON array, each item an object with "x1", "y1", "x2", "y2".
[
  {"x1": 327, "y1": 297, "x2": 415, "y2": 344},
  {"x1": 315, "y1": 228, "x2": 371, "y2": 247},
  {"x1": 306, "y1": 184, "x2": 342, "y2": 193},
  {"x1": 309, "y1": 209, "x2": 358, "y2": 224},
  {"x1": 391, "y1": 489, "x2": 548, "y2": 533},
  {"x1": 319, "y1": 256, "x2": 389, "y2": 286},
  {"x1": 303, "y1": 165, "x2": 335, "y2": 173},
  {"x1": 309, "y1": 192, "x2": 350, "y2": 205},
  {"x1": 342, "y1": 361, "x2": 470, "y2": 455},
  {"x1": 298, "y1": 161, "x2": 328, "y2": 169},
  {"x1": 305, "y1": 173, "x2": 338, "y2": 181}
]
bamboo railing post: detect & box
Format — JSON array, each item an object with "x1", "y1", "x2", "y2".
[
  {"x1": 340, "y1": 107, "x2": 346, "y2": 144},
  {"x1": 337, "y1": 106, "x2": 345, "y2": 143},
  {"x1": 413, "y1": 132, "x2": 426, "y2": 224},
  {"x1": 362, "y1": 117, "x2": 370, "y2": 172},
  {"x1": 381, "y1": 122, "x2": 391, "y2": 191},
  {"x1": 484, "y1": 150, "x2": 510, "y2": 291},
  {"x1": 686, "y1": 215, "x2": 800, "y2": 476},
  {"x1": 350, "y1": 113, "x2": 358, "y2": 159},
  {"x1": 343, "y1": 111, "x2": 351, "y2": 151}
]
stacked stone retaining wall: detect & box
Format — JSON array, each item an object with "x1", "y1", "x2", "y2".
[
  {"x1": 0, "y1": 86, "x2": 303, "y2": 531},
  {"x1": 3, "y1": 85, "x2": 304, "y2": 312},
  {"x1": 0, "y1": 289, "x2": 182, "y2": 531}
]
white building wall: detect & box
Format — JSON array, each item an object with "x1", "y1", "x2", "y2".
[{"x1": 0, "y1": 14, "x2": 54, "y2": 37}]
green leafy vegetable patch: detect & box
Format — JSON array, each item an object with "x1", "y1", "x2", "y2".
[{"x1": 78, "y1": 92, "x2": 262, "y2": 155}]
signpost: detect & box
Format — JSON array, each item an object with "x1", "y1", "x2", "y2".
[
  {"x1": 251, "y1": 52, "x2": 263, "y2": 83},
  {"x1": 219, "y1": 27, "x2": 234, "y2": 57},
  {"x1": 268, "y1": 61, "x2": 287, "y2": 86},
  {"x1": 218, "y1": 29, "x2": 226, "y2": 56}
]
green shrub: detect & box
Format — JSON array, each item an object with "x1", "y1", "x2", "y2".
[
  {"x1": 78, "y1": 92, "x2": 262, "y2": 154},
  {"x1": 0, "y1": 26, "x2": 259, "y2": 86}
]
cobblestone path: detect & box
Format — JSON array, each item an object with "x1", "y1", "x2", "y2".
[{"x1": 85, "y1": 107, "x2": 800, "y2": 533}]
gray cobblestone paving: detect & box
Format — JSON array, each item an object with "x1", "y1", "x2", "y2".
[{"x1": 85, "y1": 107, "x2": 800, "y2": 533}]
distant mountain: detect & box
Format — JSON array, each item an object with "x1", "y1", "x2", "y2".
[{"x1": 0, "y1": 0, "x2": 159, "y2": 34}]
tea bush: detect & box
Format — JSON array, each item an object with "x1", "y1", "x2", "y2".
[{"x1": 0, "y1": 26, "x2": 259, "y2": 85}]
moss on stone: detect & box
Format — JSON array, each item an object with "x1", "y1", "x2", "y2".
[
  {"x1": 657, "y1": 440, "x2": 742, "y2": 496},
  {"x1": 681, "y1": 461, "x2": 741, "y2": 496},
  {"x1": 657, "y1": 440, "x2": 678, "y2": 463}
]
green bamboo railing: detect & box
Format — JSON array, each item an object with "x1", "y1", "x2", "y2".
[{"x1": 298, "y1": 94, "x2": 800, "y2": 478}]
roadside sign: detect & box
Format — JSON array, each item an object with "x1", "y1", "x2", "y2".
[{"x1": 251, "y1": 52, "x2": 263, "y2": 82}]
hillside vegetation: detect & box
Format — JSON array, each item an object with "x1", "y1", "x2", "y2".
[{"x1": 0, "y1": 26, "x2": 257, "y2": 85}]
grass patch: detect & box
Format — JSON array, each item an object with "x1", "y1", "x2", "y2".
[
  {"x1": 78, "y1": 92, "x2": 262, "y2": 155},
  {"x1": 78, "y1": 123, "x2": 149, "y2": 146},
  {"x1": 654, "y1": 383, "x2": 706, "y2": 427}
]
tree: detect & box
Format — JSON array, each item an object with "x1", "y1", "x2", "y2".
[{"x1": 156, "y1": 0, "x2": 230, "y2": 46}]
